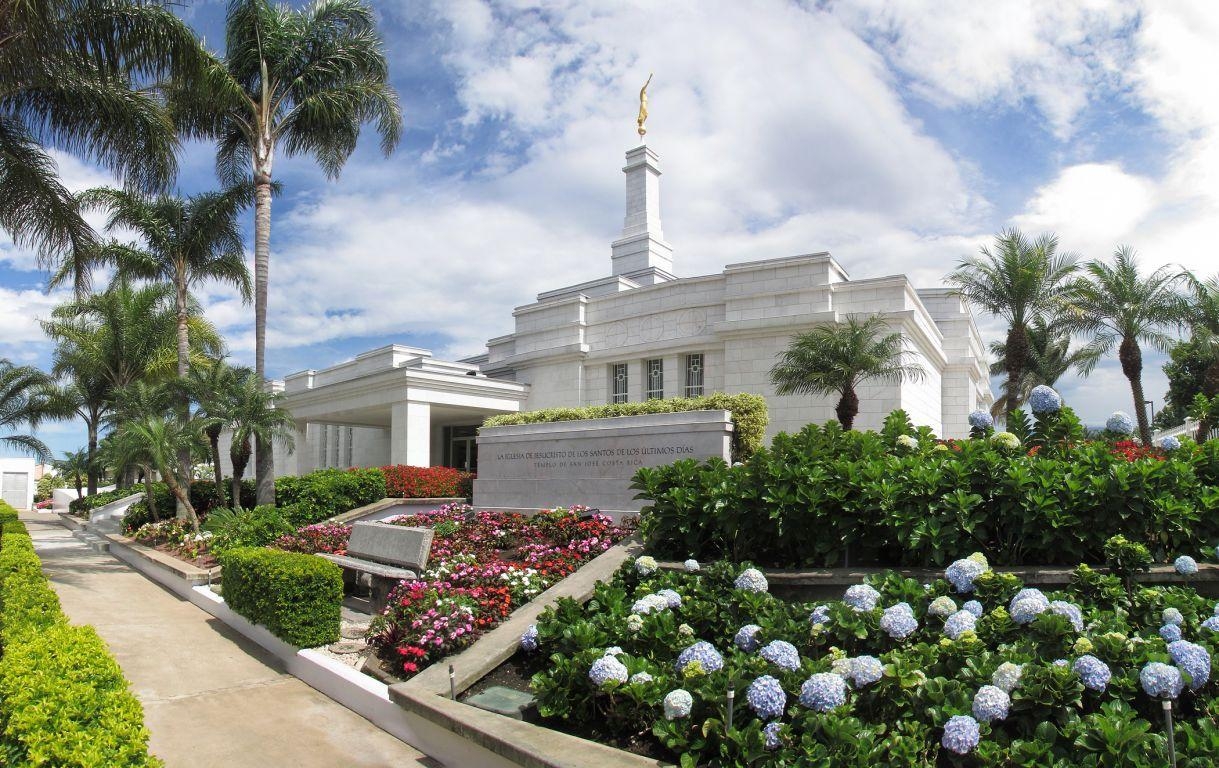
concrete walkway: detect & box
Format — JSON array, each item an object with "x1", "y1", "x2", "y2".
[{"x1": 21, "y1": 514, "x2": 439, "y2": 768}]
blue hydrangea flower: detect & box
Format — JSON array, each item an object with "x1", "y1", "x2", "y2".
[
  {"x1": 663, "y1": 689, "x2": 693, "y2": 719},
  {"x1": 809, "y1": 604, "x2": 831, "y2": 626},
  {"x1": 760, "y1": 640, "x2": 801, "y2": 672},
  {"x1": 1052, "y1": 659, "x2": 1068, "y2": 668},
  {"x1": 631, "y1": 593, "x2": 670, "y2": 615},
  {"x1": 1168, "y1": 640, "x2": 1211, "y2": 689},
  {"x1": 604, "y1": 646, "x2": 624, "y2": 657},
  {"x1": 683, "y1": 559, "x2": 700, "y2": 573},
  {"x1": 971, "y1": 685, "x2": 1010, "y2": 722},
  {"x1": 1074, "y1": 655, "x2": 1112, "y2": 692},
  {"x1": 929, "y1": 595, "x2": 957, "y2": 618},
  {"x1": 880, "y1": 602, "x2": 918, "y2": 639},
  {"x1": 1175, "y1": 556, "x2": 1198, "y2": 575},
  {"x1": 746, "y1": 675, "x2": 787, "y2": 720},
  {"x1": 589, "y1": 655, "x2": 629, "y2": 687},
  {"x1": 634, "y1": 556, "x2": 658, "y2": 575},
  {"x1": 1203, "y1": 616, "x2": 1219, "y2": 633},
  {"x1": 1106, "y1": 411, "x2": 1135, "y2": 434},
  {"x1": 944, "y1": 610, "x2": 977, "y2": 640},
  {"x1": 799, "y1": 673, "x2": 847, "y2": 712},
  {"x1": 946, "y1": 558, "x2": 988, "y2": 593},
  {"x1": 763, "y1": 721, "x2": 783, "y2": 751},
  {"x1": 1163, "y1": 608, "x2": 1185, "y2": 626},
  {"x1": 844, "y1": 584, "x2": 881, "y2": 612},
  {"x1": 734, "y1": 567, "x2": 769, "y2": 592},
  {"x1": 1009, "y1": 589, "x2": 1049, "y2": 625},
  {"x1": 1161, "y1": 624, "x2": 1183, "y2": 643},
  {"x1": 520, "y1": 624, "x2": 539, "y2": 652},
  {"x1": 1028, "y1": 385, "x2": 1062, "y2": 414},
  {"x1": 675, "y1": 641, "x2": 724, "y2": 674},
  {"x1": 1049, "y1": 601, "x2": 1084, "y2": 632},
  {"x1": 963, "y1": 600, "x2": 983, "y2": 618},
  {"x1": 657, "y1": 589, "x2": 683, "y2": 609},
  {"x1": 941, "y1": 715, "x2": 981, "y2": 755},
  {"x1": 847, "y1": 656, "x2": 883, "y2": 687},
  {"x1": 1140, "y1": 661, "x2": 1184, "y2": 699},
  {"x1": 629, "y1": 671, "x2": 653, "y2": 685},
  {"x1": 968, "y1": 410, "x2": 994, "y2": 430},
  {"x1": 1159, "y1": 436, "x2": 1182, "y2": 451},
  {"x1": 992, "y1": 662, "x2": 1023, "y2": 693},
  {"x1": 735, "y1": 624, "x2": 763, "y2": 652}
]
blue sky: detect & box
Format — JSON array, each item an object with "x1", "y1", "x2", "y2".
[{"x1": 4, "y1": 0, "x2": 1218, "y2": 458}]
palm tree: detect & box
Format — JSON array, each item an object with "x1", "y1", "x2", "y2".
[
  {"x1": 169, "y1": 0, "x2": 402, "y2": 505},
  {"x1": 108, "y1": 380, "x2": 177, "y2": 520},
  {"x1": 113, "y1": 415, "x2": 202, "y2": 531},
  {"x1": 0, "y1": 359, "x2": 61, "y2": 460},
  {"x1": 186, "y1": 357, "x2": 244, "y2": 504},
  {"x1": 41, "y1": 372, "x2": 110, "y2": 494},
  {"x1": 77, "y1": 187, "x2": 252, "y2": 381},
  {"x1": 0, "y1": 0, "x2": 202, "y2": 294},
  {"x1": 947, "y1": 229, "x2": 1079, "y2": 422},
  {"x1": 227, "y1": 369, "x2": 295, "y2": 510},
  {"x1": 769, "y1": 315, "x2": 926, "y2": 430},
  {"x1": 1062, "y1": 247, "x2": 1183, "y2": 444},
  {"x1": 54, "y1": 449, "x2": 91, "y2": 499},
  {"x1": 1182, "y1": 273, "x2": 1219, "y2": 440},
  {"x1": 987, "y1": 318, "x2": 1102, "y2": 417}
]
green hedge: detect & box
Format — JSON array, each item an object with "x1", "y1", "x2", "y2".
[
  {"x1": 72, "y1": 480, "x2": 253, "y2": 519},
  {"x1": 635, "y1": 413, "x2": 1219, "y2": 568},
  {"x1": 482, "y1": 392, "x2": 769, "y2": 460},
  {"x1": 275, "y1": 468, "x2": 386, "y2": 527},
  {"x1": 0, "y1": 504, "x2": 161, "y2": 766},
  {"x1": 217, "y1": 547, "x2": 342, "y2": 647}
]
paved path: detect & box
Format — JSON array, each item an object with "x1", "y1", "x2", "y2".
[{"x1": 21, "y1": 514, "x2": 439, "y2": 768}]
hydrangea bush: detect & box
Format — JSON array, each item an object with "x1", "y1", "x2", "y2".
[{"x1": 528, "y1": 559, "x2": 1219, "y2": 766}]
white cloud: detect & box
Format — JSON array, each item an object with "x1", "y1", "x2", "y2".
[{"x1": 1012, "y1": 163, "x2": 1156, "y2": 257}]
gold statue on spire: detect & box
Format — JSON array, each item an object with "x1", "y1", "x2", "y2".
[{"x1": 636, "y1": 73, "x2": 653, "y2": 139}]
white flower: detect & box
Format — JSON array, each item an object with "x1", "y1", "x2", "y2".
[
  {"x1": 663, "y1": 689, "x2": 694, "y2": 719},
  {"x1": 683, "y1": 559, "x2": 700, "y2": 572},
  {"x1": 734, "y1": 568, "x2": 769, "y2": 593},
  {"x1": 634, "y1": 556, "x2": 658, "y2": 576}
]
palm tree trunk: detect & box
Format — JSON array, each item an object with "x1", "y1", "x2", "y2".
[
  {"x1": 175, "y1": 278, "x2": 192, "y2": 518},
  {"x1": 165, "y1": 474, "x2": 200, "y2": 534},
  {"x1": 1004, "y1": 324, "x2": 1029, "y2": 422},
  {"x1": 1198, "y1": 359, "x2": 1219, "y2": 441},
  {"x1": 143, "y1": 467, "x2": 159, "y2": 522},
  {"x1": 86, "y1": 418, "x2": 99, "y2": 495},
  {"x1": 836, "y1": 385, "x2": 860, "y2": 430},
  {"x1": 1119, "y1": 336, "x2": 1151, "y2": 444},
  {"x1": 207, "y1": 425, "x2": 226, "y2": 505},
  {"x1": 232, "y1": 436, "x2": 251, "y2": 512},
  {"x1": 253, "y1": 161, "x2": 276, "y2": 506}
]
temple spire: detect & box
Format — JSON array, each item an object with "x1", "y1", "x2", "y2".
[{"x1": 611, "y1": 82, "x2": 673, "y2": 285}]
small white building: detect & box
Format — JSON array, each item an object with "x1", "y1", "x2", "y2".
[
  {"x1": 0, "y1": 457, "x2": 36, "y2": 511},
  {"x1": 256, "y1": 137, "x2": 992, "y2": 477}
]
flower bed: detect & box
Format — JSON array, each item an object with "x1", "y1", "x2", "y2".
[
  {"x1": 271, "y1": 504, "x2": 635, "y2": 678},
  {"x1": 129, "y1": 519, "x2": 216, "y2": 567},
  {"x1": 523, "y1": 552, "x2": 1219, "y2": 766}
]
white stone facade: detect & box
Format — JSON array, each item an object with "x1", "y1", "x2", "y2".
[{"x1": 258, "y1": 140, "x2": 991, "y2": 476}]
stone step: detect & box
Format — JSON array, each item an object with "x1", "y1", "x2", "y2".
[{"x1": 463, "y1": 686, "x2": 537, "y2": 721}]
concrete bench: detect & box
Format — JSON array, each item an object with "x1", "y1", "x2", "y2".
[{"x1": 318, "y1": 521, "x2": 433, "y2": 613}]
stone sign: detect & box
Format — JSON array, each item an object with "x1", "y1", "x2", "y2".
[{"x1": 473, "y1": 410, "x2": 733, "y2": 518}]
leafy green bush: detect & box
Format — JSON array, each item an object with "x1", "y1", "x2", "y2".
[
  {"x1": 528, "y1": 556, "x2": 1219, "y2": 767},
  {"x1": 0, "y1": 503, "x2": 161, "y2": 766},
  {"x1": 67, "y1": 487, "x2": 133, "y2": 517},
  {"x1": 76, "y1": 480, "x2": 254, "y2": 522},
  {"x1": 636, "y1": 410, "x2": 1219, "y2": 567},
  {"x1": 483, "y1": 392, "x2": 769, "y2": 460},
  {"x1": 204, "y1": 506, "x2": 294, "y2": 555},
  {"x1": 217, "y1": 547, "x2": 342, "y2": 647},
  {"x1": 275, "y1": 468, "x2": 386, "y2": 527}
]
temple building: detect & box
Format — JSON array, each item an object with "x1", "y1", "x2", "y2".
[{"x1": 249, "y1": 137, "x2": 993, "y2": 477}]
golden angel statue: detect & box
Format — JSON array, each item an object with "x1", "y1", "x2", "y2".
[{"x1": 637, "y1": 73, "x2": 653, "y2": 138}]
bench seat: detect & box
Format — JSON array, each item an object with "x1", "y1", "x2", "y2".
[{"x1": 317, "y1": 553, "x2": 416, "y2": 581}]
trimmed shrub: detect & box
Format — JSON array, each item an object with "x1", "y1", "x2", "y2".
[
  {"x1": 380, "y1": 465, "x2": 472, "y2": 499},
  {"x1": 483, "y1": 392, "x2": 769, "y2": 460},
  {"x1": 73, "y1": 480, "x2": 254, "y2": 521},
  {"x1": 0, "y1": 503, "x2": 161, "y2": 766},
  {"x1": 217, "y1": 547, "x2": 342, "y2": 647},
  {"x1": 636, "y1": 415, "x2": 1219, "y2": 568},
  {"x1": 275, "y1": 468, "x2": 386, "y2": 527}
]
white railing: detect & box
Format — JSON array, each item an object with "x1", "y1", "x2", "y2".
[{"x1": 1152, "y1": 419, "x2": 1219, "y2": 443}]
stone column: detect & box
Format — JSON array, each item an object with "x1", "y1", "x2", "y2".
[{"x1": 390, "y1": 401, "x2": 432, "y2": 467}]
